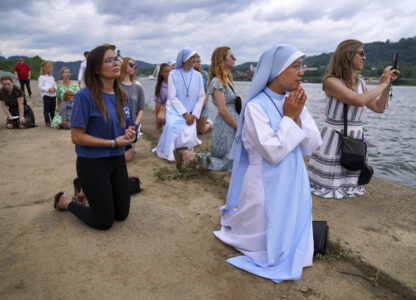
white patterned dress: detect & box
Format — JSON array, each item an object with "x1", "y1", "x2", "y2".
[{"x1": 307, "y1": 79, "x2": 366, "y2": 198}]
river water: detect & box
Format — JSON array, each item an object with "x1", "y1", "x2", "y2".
[{"x1": 138, "y1": 79, "x2": 416, "y2": 189}]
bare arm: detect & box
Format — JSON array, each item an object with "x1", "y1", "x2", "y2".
[
  {"x1": 135, "y1": 110, "x2": 144, "y2": 124},
  {"x1": 325, "y1": 66, "x2": 399, "y2": 108},
  {"x1": 366, "y1": 67, "x2": 400, "y2": 113},
  {"x1": 213, "y1": 89, "x2": 238, "y2": 129},
  {"x1": 17, "y1": 96, "x2": 25, "y2": 122},
  {"x1": 1, "y1": 101, "x2": 12, "y2": 119}
]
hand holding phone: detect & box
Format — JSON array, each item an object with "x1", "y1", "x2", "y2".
[{"x1": 392, "y1": 52, "x2": 398, "y2": 70}]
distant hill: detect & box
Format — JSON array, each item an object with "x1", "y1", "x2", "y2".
[{"x1": 1, "y1": 37, "x2": 415, "y2": 84}]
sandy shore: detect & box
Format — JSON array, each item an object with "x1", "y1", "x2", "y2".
[{"x1": 0, "y1": 81, "x2": 414, "y2": 299}]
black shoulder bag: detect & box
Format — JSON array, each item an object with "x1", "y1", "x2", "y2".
[
  {"x1": 338, "y1": 104, "x2": 373, "y2": 184},
  {"x1": 228, "y1": 82, "x2": 242, "y2": 115},
  {"x1": 338, "y1": 104, "x2": 367, "y2": 171}
]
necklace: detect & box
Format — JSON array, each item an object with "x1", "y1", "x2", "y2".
[{"x1": 179, "y1": 69, "x2": 193, "y2": 97}]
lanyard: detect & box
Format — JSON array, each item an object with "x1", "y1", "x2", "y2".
[
  {"x1": 263, "y1": 91, "x2": 283, "y2": 118},
  {"x1": 179, "y1": 69, "x2": 193, "y2": 97}
]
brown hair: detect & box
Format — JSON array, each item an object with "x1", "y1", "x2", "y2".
[
  {"x1": 84, "y1": 45, "x2": 127, "y2": 126},
  {"x1": 40, "y1": 61, "x2": 53, "y2": 75},
  {"x1": 207, "y1": 46, "x2": 234, "y2": 90},
  {"x1": 323, "y1": 39, "x2": 363, "y2": 90},
  {"x1": 194, "y1": 54, "x2": 202, "y2": 73},
  {"x1": 154, "y1": 63, "x2": 169, "y2": 98},
  {"x1": 1, "y1": 75, "x2": 14, "y2": 84},
  {"x1": 63, "y1": 90, "x2": 75, "y2": 102},
  {"x1": 120, "y1": 57, "x2": 137, "y2": 82}
]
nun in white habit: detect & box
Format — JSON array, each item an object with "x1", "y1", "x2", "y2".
[
  {"x1": 214, "y1": 45, "x2": 322, "y2": 282},
  {"x1": 155, "y1": 48, "x2": 205, "y2": 161}
]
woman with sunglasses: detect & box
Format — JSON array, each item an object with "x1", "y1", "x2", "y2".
[
  {"x1": 120, "y1": 57, "x2": 145, "y2": 162},
  {"x1": 307, "y1": 39, "x2": 399, "y2": 199},
  {"x1": 155, "y1": 47, "x2": 205, "y2": 161},
  {"x1": 53, "y1": 45, "x2": 136, "y2": 230}
]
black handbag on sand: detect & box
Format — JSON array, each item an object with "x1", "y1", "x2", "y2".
[
  {"x1": 358, "y1": 164, "x2": 374, "y2": 185},
  {"x1": 313, "y1": 221, "x2": 329, "y2": 255},
  {"x1": 338, "y1": 104, "x2": 367, "y2": 171},
  {"x1": 129, "y1": 176, "x2": 142, "y2": 195}
]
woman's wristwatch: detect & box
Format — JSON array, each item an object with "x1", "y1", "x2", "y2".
[{"x1": 111, "y1": 139, "x2": 116, "y2": 148}]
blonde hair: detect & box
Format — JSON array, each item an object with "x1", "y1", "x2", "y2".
[
  {"x1": 40, "y1": 61, "x2": 53, "y2": 75},
  {"x1": 207, "y1": 46, "x2": 234, "y2": 90},
  {"x1": 120, "y1": 57, "x2": 136, "y2": 82},
  {"x1": 323, "y1": 39, "x2": 363, "y2": 90}
]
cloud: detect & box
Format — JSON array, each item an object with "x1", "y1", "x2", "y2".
[{"x1": 0, "y1": 0, "x2": 415, "y2": 63}]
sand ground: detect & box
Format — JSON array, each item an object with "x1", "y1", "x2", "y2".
[{"x1": 0, "y1": 81, "x2": 414, "y2": 299}]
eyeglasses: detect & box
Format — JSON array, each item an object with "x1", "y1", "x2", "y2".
[
  {"x1": 354, "y1": 50, "x2": 365, "y2": 57},
  {"x1": 228, "y1": 55, "x2": 237, "y2": 60},
  {"x1": 128, "y1": 62, "x2": 137, "y2": 69},
  {"x1": 293, "y1": 65, "x2": 306, "y2": 72},
  {"x1": 104, "y1": 56, "x2": 123, "y2": 64}
]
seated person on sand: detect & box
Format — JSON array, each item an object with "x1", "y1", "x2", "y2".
[
  {"x1": 154, "y1": 47, "x2": 205, "y2": 161},
  {"x1": 58, "y1": 90, "x2": 74, "y2": 129},
  {"x1": 154, "y1": 63, "x2": 170, "y2": 132},
  {"x1": 0, "y1": 75, "x2": 35, "y2": 129}
]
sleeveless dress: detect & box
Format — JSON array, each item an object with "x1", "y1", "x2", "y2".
[{"x1": 307, "y1": 79, "x2": 366, "y2": 198}]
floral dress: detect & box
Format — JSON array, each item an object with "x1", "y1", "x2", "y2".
[{"x1": 208, "y1": 77, "x2": 239, "y2": 171}]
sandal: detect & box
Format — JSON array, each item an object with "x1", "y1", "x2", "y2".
[{"x1": 54, "y1": 192, "x2": 65, "y2": 211}]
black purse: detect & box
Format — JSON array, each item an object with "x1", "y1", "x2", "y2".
[
  {"x1": 129, "y1": 176, "x2": 142, "y2": 194},
  {"x1": 338, "y1": 104, "x2": 367, "y2": 171},
  {"x1": 228, "y1": 83, "x2": 242, "y2": 115},
  {"x1": 313, "y1": 221, "x2": 328, "y2": 255}
]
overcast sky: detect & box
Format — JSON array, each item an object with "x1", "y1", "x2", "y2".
[{"x1": 1, "y1": 0, "x2": 415, "y2": 64}]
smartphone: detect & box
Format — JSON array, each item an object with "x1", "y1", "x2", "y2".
[{"x1": 392, "y1": 52, "x2": 398, "y2": 70}]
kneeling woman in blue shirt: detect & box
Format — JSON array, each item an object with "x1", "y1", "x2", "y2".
[{"x1": 54, "y1": 45, "x2": 136, "y2": 230}]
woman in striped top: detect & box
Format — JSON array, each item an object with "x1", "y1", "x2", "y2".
[{"x1": 307, "y1": 39, "x2": 399, "y2": 199}]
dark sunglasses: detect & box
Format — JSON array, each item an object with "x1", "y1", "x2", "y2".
[
  {"x1": 128, "y1": 62, "x2": 137, "y2": 69},
  {"x1": 354, "y1": 50, "x2": 365, "y2": 57}
]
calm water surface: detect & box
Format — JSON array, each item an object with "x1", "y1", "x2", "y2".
[{"x1": 139, "y1": 79, "x2": 415, "y2": 189}]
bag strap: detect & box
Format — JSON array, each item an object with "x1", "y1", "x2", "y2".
[
  {"x1": 228, "y1": 80, "x2": 237, "y2": 96},
  {"x1": 343, "y1": 103, "x2": 348, "y2": 137}
]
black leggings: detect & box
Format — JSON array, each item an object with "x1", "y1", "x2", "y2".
[{"x1": 68, "y1": 155, "x2": 130, "y2": 230}]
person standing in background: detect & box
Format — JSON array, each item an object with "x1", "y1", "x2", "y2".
[
  {"x1": 14, "y1": 57, "x2": 32, "y2": 98},
  {"x1": 78, "y1": 51, "x2": 89, "y2": 88},
  {"x1": 38, "y1": 61, "x2": 57, "y2": 127}
]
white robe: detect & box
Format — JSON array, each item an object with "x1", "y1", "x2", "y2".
[{"x1": 214, "y1": 101, "x2": 322, "y2": 267}]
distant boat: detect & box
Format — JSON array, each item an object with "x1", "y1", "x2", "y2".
[{"x1": 148, "y1": 64, "x2": 160, "y2": 80}]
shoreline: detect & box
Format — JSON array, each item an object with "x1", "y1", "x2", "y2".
[{"x1": 0, "y1": 81, "x2": 414, "y2": 299}]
